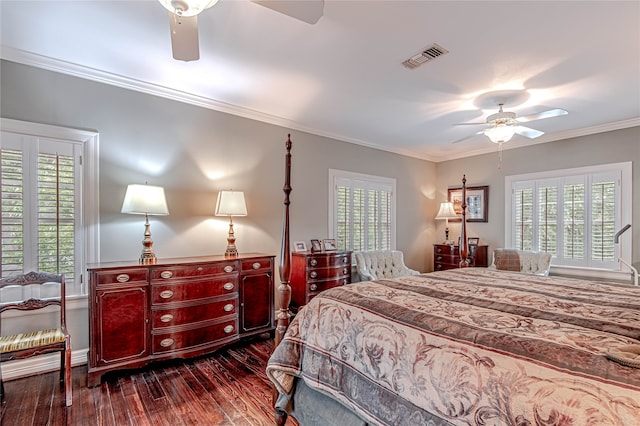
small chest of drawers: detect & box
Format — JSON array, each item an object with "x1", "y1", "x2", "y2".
[
  {"x1": 290, "y1": 251, "x2": 352, "y2": 310},
  {"x1": 433, "y1": 244, "x2": 488, "y2": 271}
]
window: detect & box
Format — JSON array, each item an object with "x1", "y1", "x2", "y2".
[
  {"x1": 1, "y1": 119, "x2": 99, "y2": 298},
  {"x1": 329, "y1": 169, "x2": 396, "y2": 252},
  {"x1": 506, "y1": 162, "x2": 632, "y2": 274}
]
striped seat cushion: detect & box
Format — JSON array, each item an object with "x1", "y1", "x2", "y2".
[{"x1": 0, "y1": 328, "x2": 65, "y2": 353}]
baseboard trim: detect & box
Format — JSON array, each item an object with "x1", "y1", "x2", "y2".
[{"x1": 1, "y1": 349, "x2": 88, "y2": 381}]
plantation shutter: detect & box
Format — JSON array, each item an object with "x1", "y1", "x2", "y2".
[
  {"x1": 1, "y1": 132, "x2": 81, "y2": 292},
  {"x1": 333, "y1": 173, "x2": 395, "y2": 252}
]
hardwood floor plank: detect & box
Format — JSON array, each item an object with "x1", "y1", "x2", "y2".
[{"x1": 0, "y1": 339, "x2": 299, "y2": 426}]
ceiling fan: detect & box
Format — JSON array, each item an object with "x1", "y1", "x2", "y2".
[
  {"x1": 157, "y1": 0, "x2": 324, "y2": 62},
  {"x1": 455, "y1": 103, "x2": 568, "y2": 144}
]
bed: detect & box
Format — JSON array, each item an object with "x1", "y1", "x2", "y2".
[{"x1": 267, "y1": 136, "x2": 640, "y2": 425}]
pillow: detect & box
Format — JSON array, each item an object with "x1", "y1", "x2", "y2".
[{"x1": 493, "y1": 249, "x2": 521, "y2": 272}]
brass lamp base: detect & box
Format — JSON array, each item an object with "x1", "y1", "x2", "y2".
[
  {"x1": 139, "y1": 214, "x2": 158, "y2": 264},
  {"x1": 224, "y1": 218, "x2": 239, "y2": 258}
]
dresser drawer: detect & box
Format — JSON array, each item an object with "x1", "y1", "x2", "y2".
[
  {"x1": 151, "y1": 276, "x2": 238, "y2": 304},
  {"x1": 152, "y1": 319, "x2": 238, "y2": 354},
  {"x1": 241, "y1": 258, "x2": 272, "y2": 272},
  {"x1": 94, "y1": 269, "x2": 148, "y2": 285},
  {"x1": 306, "y1": 279, "x2": 346, "y2": 302},
  {"x1": 150, "y1": 262, "x2": 238, "y2": 281},
  {"x1": 307, "y1": 265, "x2": 350, "y2": 280},
  {"x1": 151, "y1": 298, "x2": 237, "y2": 328},
  {"x1": 306, "y1": 254, "x2": 351, "y2": 268},
  {"x1": 434, "y1": 254, "x2": 459, "y2": 265},
  {"x1": 434, "y1": 245, "x2": 458, "y2": 256}
]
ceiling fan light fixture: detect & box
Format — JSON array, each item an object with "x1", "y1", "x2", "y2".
[
  {"x1": 484, "y1": 125, "x2": 516, "y2": 143},
  {"x1": 158, "y1": 0, "x2": 219, "y2": 17}
]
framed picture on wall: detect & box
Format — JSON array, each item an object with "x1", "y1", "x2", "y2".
[{"x1": 448, "y1": 185, "x2": 489, "y2": 222}]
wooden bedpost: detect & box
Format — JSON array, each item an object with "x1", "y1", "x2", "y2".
[
  {"x1": 459, "y1": 174, "x2": 470, "y2": 268},
  {"x1": 274, "y1": 134, "x2": 292, "y2": 426}
]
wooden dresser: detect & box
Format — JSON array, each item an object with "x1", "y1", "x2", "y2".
[
  {"x1": 433, "y1": 244, "x2": 488, "y2": 271},
  {"x1": 290, "y1": 251, "x2": 352, "y2": 311},
  {"x1": 86, "y1": 253, "x2": 274, "y2": 387}
]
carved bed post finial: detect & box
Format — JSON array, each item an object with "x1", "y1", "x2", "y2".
[
  {"x1": 459, "y1": 174, "x2": 469, "y2": 268},
  {"x1": 276, "y1": 134, "x2": 292, "y2": 347}
]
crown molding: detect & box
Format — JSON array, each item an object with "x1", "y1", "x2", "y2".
[{"x1": 2, "y1": 46, "x2": 637, "y2": 163}]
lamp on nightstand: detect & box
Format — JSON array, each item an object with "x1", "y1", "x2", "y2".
[
  {"x1": 215, "y1": 190, "x2": 247, "y2": 257},
  {"x1": 435, "y1": 202, "x2": 458, "y2": 245},
  {"x1": 121, "y1": 183, "x2": 169, "y2": 264}
]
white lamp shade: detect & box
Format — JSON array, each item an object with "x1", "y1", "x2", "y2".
[
  {"x1": 157, "y1": 0, "x2": 219, "y2": 16},
  {"x1": 215, "y1": 191, "x2": 247, "y2": 217},
  {"x1": 121, "y1": 184, "x2": 169, "y2": 215},
  {"x1": 435, "y1": 202, "x2": 458, "y2": 220},
  {"x1": 484, "y1": 125, "x2": 516, "y2": 143}
]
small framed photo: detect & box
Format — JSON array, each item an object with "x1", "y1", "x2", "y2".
[
  {"x1": 310, "y1": 239, "x2": 322, "y2": 252},
  {"x1": 294, "y1": 241, "x2": 307, "y2": 252},
  {"x1": 468, "y1": 237, "x2": 479, "y2": 245},
  {"x1": 322, "y1": 239, "x2": 337, "y2": 251}
]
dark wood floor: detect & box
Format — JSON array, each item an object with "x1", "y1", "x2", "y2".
[{"x1": 1, "y1": 338, "x2": 298, "y2": 426}]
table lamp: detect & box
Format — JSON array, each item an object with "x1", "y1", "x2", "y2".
[
  {"x1": 215, "y1": 190, "x2": 247, "y2": 257},
  {"x1": 121, "y1": 183, "x2": 169, "y2": 264},
  {"x1": 435, "y1": 201, "x2": 458, "y2": 244}
]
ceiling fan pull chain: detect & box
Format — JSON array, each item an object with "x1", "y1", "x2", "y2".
[{"x1": 497, "y1": 142, "x2": 503, "y2": 170}]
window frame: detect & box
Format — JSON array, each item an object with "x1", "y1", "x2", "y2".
[
  {"x1": 1, "y1": 118, "x2": 99, "y2": 298},
  {"x1": 328, "y1": 169, "x2": 396, "y2": 252},
  {"x1": 505, "y1": 162, "x2": 632, "y2": 280}
]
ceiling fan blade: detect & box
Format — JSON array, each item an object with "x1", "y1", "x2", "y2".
[
  {"x1": 515, "y1": 126, "x2": 544, "y2": 139},
  {"x1": 455, "y1": 122, "x2": 486, "y2": 125},
  {"x1": 452, "y1": 130, "x2": 485, "y2": 144},
  {"x1": 251, "y1": 0, "x2": 324, "y2": 24},
  {"x1": 169, "y1": 13, "x2": 199, "y2": 61},
  {"x1": 516, "y1": 108, "x2": 568, "y2": 123}
]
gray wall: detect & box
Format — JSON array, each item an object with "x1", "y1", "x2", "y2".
[
  {"x1": 1, "y1": 58, "x2": 637, "y2": 361},
  {"x1": 1, "y1": 60, "x2": 436, "y2": 354},
  {"x1": 435, "y1": 127, "x2": 640, "y2": 273}
]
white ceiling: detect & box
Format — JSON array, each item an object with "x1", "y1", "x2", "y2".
[{"x1": 1, "y1": 0, "x2": 639, "y2": 162}]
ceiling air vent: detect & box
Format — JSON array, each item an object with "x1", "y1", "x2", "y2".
[{"x1": 402, "y1": 43, "x2": 449, "y2": 69}]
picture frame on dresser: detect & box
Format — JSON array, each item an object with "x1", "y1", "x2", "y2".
[
  {"x1": 468, "y1": 237, "x2": 479, "y2": 245},
  {"x1": 294, "y1": 241, "x2": 307, "y2": 252},
  {"x1": 310, "y1": 239, "x2": 322, "y2": 252},
  {"x1": 448, "y1": 185, "x2": 488, "y2": 222},
  {"x1": 322, "y1": 239, "x2": 337, "y2": 251}
]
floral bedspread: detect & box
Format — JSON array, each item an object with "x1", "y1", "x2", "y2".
[{"x1": 266, "y1": 268, "x2": 640, "y2": 425}]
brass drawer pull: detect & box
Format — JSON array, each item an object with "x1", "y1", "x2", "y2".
[
  {"x1": 224, "y1": 265, "x2": 234, "y2": 273},
  {"x1": 116, "y1": 274, "x2": 130, "y2": 283},
  {"x1": 343, "y1": 267, "x2": 348, "y2": 274},
  {"x1": 223, "y1": 282, "x2": 235, "y2": 291},
  {"x1": 160, "y1": 271, "x2": 173, "y2": 279},
  {"x1": 223, "y1": 325, "x2": 234, "y2": 334},
  {"x1": 160, "y1": 338, "x2": 174, "y2": 347},
  {"x1": 437, "y1": 256, "x2": 442, "y2": 261},
  {"x1": 343, "y1": 279, "x2": 348, "y2": 285},
  {"x1": 223, "y1": 303, "x2": 234, "y2": 312},
  {"x1": 310, "y1": 259, "x2": 317, "y2": 266},
  {"x1": 160, "y1": 290, "x2": 174, "y2": 299},
  {"x1": 252, "y1": 262, "x2": 261, "y2": 270},
  {"x1": 310, "y1": 271, "x2": 317, "y2": 278},
  {"x1": 160, "y1": 314, "x2": 174, "y2": 323},
  {"x1": 310, "y1": 284, "x2": 318, "y2": 291},
  {"x1": 197, "y1": 267, "x2": 203, "y2": 272},
  {"x1": 436, "y1": 247, "x2": 442, "y2": 253},
  {"x1": 342, "y1": 257, "x2": 348, "y2": 263}
]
